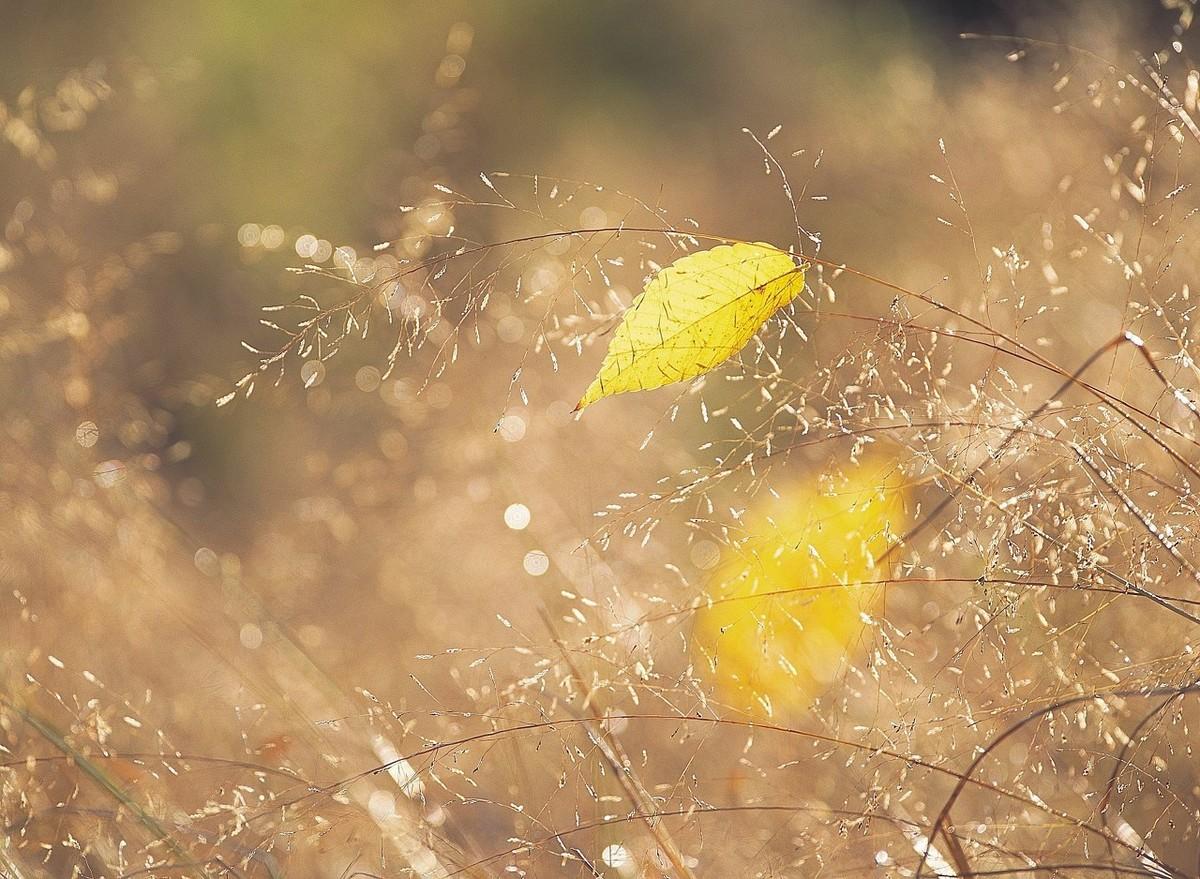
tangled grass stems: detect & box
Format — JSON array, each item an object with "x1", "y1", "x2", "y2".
[
  {"x1": 221, "y1": 709, "x2": 1168, "y2": 874},
  {"x1": 916, "y1": 682, "x2": 1200, "y2": 879}
]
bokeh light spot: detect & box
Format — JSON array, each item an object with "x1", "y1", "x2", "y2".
[{"x1": 504, "y1": 503, "x2": 530, "y2": 530}]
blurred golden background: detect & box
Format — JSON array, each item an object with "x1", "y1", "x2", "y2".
[{"x1": 5, "y1": 2, "x2": 1200, "y2": 877}]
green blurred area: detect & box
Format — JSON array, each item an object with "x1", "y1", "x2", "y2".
[{"x1": 3, "y1": 1, "x2": 966, "y2": 238}]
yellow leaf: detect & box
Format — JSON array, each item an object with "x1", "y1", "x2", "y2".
[
  {"x1": 575, "y1": 242, "x2": 805, "y2": 410},
  {"x1": 692, "y1": 456, "x2": 909, "y2": 717}
]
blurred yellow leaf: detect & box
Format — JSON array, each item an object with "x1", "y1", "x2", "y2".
[
  {"x1": 576, "y1": 242, "x2": 805, "y2": 410},
  {"x1": 693, "y1": 456, "x2": 909, "y2": 717}
]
